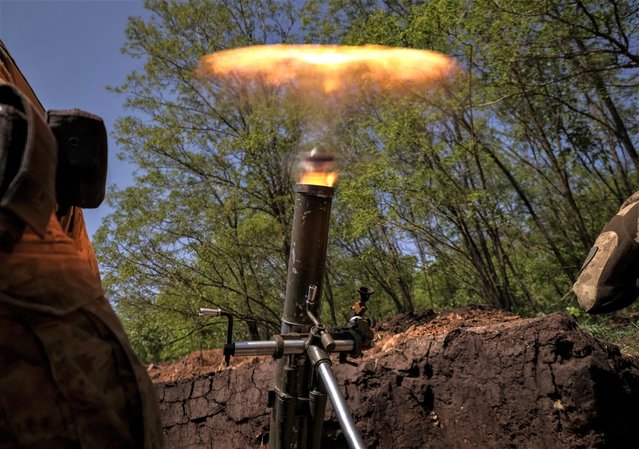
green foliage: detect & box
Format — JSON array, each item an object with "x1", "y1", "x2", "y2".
[
  {"x1": 576, "y1": 304, "x2": 639, "y2": 356},
  {"x1": 96, "y1": 0, "x2": 639, "y2": 362}
]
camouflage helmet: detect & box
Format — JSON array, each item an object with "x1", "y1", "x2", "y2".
[
  {"x1": 0, "y1": 83, "x2": 57, "y2": 237},
  {"x1": 0, "y1": 40, "x2": 57, "y2": 238},
  {"x1": 573, "y1": 195, "x2": 639, "y2": 313}
]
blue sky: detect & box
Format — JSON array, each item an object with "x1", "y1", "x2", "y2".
[{"x1": 0, "y1": 0, "x2": 149, "y2": 238}]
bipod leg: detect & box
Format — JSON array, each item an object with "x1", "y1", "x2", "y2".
[
  {"x1": 308, "y1": 383, "x2": 327, "y2": 449},
  {"x1": 307, "y1": 346, "x2": 366, "y2": 449}
]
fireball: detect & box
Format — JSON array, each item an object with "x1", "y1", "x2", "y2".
[
  {"x1": 198, "y1": 44, "x2": 456, "y2": 95},
  {"x1": 198, "y1": 44, "x2": 456, "y2": 186}
]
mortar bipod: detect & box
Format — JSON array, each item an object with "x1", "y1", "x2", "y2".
[
  {"x1": 204, "y1": 323, "x2": 370, "y2": 449},
  {"x1": 307, "y1": 345, "x2": 365, "y2": 449},
  {"x1": 198, "y1": 286, "x2": 375, "y2": 449}
]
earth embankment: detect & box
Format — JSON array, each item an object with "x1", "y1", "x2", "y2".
[{"x1": 153, "y1": 307, "x2": 639, "y2": 449}]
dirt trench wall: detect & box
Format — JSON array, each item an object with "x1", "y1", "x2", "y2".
[{"x1": 155, "y1": 313, "x2": 639, "y2": 449}]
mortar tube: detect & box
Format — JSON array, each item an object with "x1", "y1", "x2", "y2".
[
  {"x1": 270, "y1": 183, "x2": 334, "y2": 449},
  {"x1": 280, "y1": 184, "x2": 334, "y2": 334}
]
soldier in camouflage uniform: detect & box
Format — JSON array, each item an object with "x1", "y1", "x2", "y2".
[
  {"x1": 573, "y1": 192, "x2": 639, "y2": 314},
  {"x1": 0, "y1": 41, "x2": 164, "y2": 448}
]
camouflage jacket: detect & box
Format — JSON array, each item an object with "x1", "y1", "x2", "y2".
[
  {"x1": 0, "y1": 39, "x2": 163, "y2": 448},
  {"x1": 573, "y1": 192, "x2": 639, "y2": 314},
  {"x1": 0, "y1": 216, "x2": 164, "y2": 449}
]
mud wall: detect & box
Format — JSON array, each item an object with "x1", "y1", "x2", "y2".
[{"x1": 155, "y1": 313, "x2": 639, "y2": 449}]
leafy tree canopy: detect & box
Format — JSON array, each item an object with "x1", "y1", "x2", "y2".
[{"x1": 95, "y1": 0, "x2": 639, "y2": 362}]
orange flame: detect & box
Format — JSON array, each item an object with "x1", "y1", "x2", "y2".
[
  {"x1": 199, "y1": 44, "x2": 455, "y2": 94},
  {"x1": 298, "y1": 149, "x2": 338, "y2": 187},
  {"x1": 299, "y1": 171, "x2": 338, "y2": 187}
]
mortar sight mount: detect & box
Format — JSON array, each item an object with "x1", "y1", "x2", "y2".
[{"x1": 203, "y1": 286, "x2": 375, "y2": 364}]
